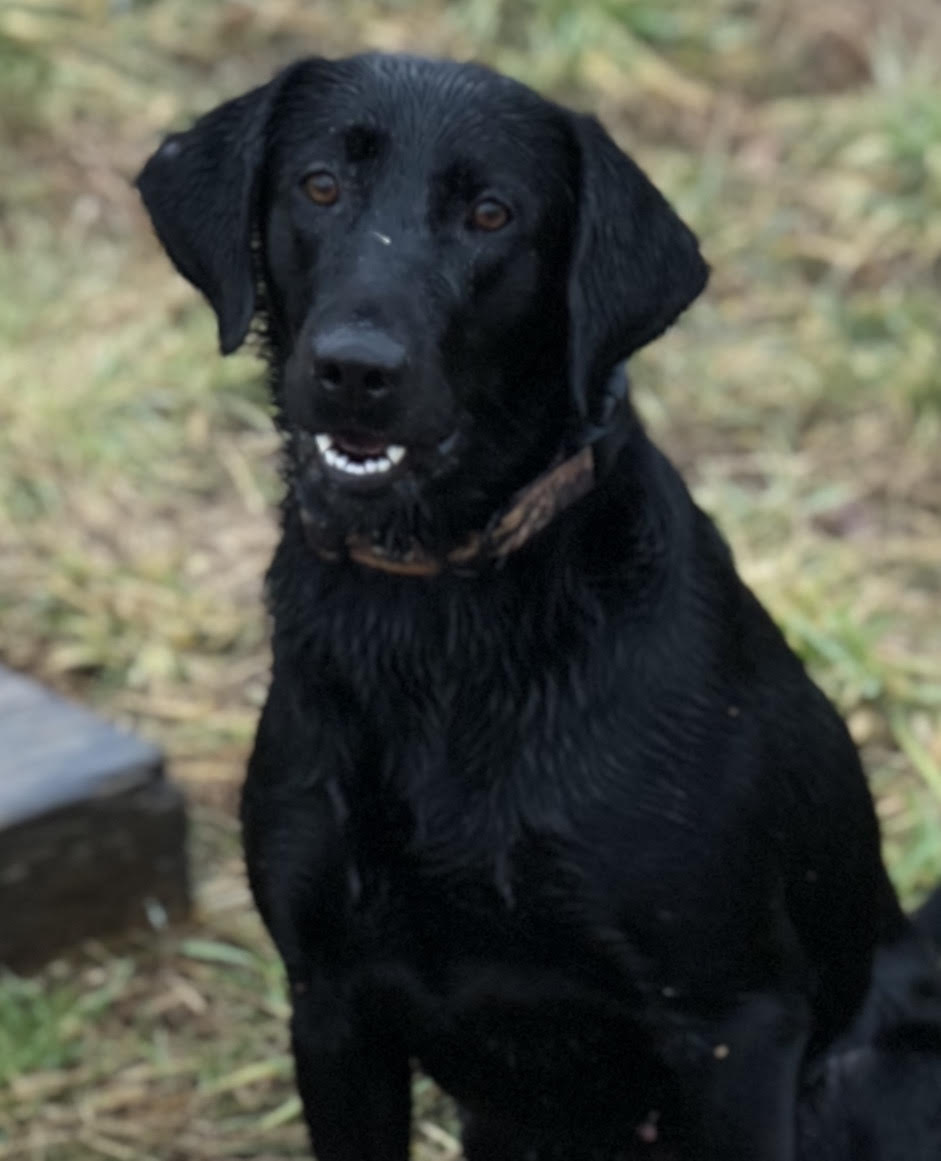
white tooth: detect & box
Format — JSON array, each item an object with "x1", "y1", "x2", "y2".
[
  {"x1": 327, "y1": 449, "x2": 351, "y2": 472},
  {"x1": 321, "y1": 444, "x2": 398, "y2": 477}
]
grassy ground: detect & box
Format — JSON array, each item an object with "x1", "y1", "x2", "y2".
[{"x1": 1, "y1": 0, "x2": 940, "y2": 1156}]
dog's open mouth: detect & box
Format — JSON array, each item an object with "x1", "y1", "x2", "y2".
[{"x1": 314, "y1": 432, "x2": 408, "y2": 486}]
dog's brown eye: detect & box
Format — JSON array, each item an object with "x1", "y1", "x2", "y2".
[
  {"x1": 470, "y1": 198, "x2": 511, "y2": 232},
  {"x1": 304, "y1": 170, "x2": 340, "y2": 206}
]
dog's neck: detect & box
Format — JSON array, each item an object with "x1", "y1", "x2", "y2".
[{"x1": 301, "y1": 444, "x2": 597, "y2": 577}]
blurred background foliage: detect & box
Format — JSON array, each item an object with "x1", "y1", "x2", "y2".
[{"x1": 0, "y1": 0, "x2": 939, "y2": 1157}]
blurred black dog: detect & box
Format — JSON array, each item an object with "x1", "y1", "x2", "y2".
[
  {"x1": 138, "y1": 54, "x2": 941, "y2": 1161},
  {"x1": 798, "y1": 893, "x2": 941, "y2": 1161}
]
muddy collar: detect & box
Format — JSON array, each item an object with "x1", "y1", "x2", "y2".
[{"x1": 301, "y1": 444, "x2": 597, "y2": 577}]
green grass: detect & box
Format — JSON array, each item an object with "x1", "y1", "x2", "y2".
[{"x1": 1, "y1": 0, "x2": 940, "y2": 1156}]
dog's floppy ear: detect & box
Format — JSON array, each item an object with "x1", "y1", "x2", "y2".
[
  {"x1": 566, "y1": 114, "x2": 709, "y2": 428},
  {"x1": 136, "y1": 68, "x2": 298, "y2": 355}
]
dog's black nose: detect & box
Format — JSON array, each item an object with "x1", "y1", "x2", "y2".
[{"x1": 312, "y1": 327, "x2": 405, "y2": 402}]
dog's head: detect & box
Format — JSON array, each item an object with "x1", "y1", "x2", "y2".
[{"x1": 138, "y1": 54, "x2": 707, "y2": 554}]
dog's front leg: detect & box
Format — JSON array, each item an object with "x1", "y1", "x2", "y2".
[
  {"x1": 290, "y1": 975, "x2": 411, "y2": 1161},
  {"x1": 244, "y1": 793, "x2": 413, "y2": 1161},
  {"x1": 686, "y1": 990, "x2": 811, "y2": 1161},
  {"x1": 242, "y1": 690, "x2": 412, "y2": 1161}
]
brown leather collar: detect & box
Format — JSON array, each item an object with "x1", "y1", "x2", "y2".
[{"x1": 302, "y1": 444, "x2": 596, "y2": 577}]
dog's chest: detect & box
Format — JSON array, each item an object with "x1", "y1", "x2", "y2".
[
  {"x1": 341, "y1": 800, "x2": 675, "y2": 1131},
  {"x1": 326, "y1": 650, "x2": 723, "y2": 984},
  {"x1": 329, "y1": 719, "x2": 686, "y2": 1099},
  {"x1": 286, "y1": 595, "x2": 755, "y2": 1125}
]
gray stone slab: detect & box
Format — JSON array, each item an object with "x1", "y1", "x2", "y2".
[
  {"x1": 0, "y1": 665, "x2": 190, "y2": 968},
  {"x1": 0, "y1": 665, "x2": 163, "y2": 827}
]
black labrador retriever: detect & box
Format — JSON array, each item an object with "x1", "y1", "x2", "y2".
[{"x1": 137, "y1": 53, "x2": 941, "y2": 1161}]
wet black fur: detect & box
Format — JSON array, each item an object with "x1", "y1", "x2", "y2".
[{"x1": 137, "y1": 53, "x2": 941, "y2": 1161}]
